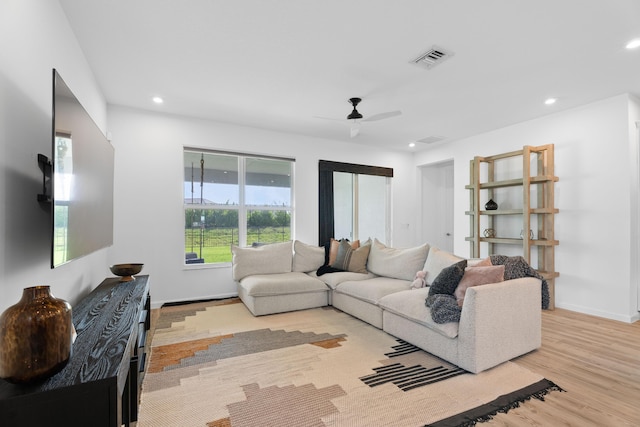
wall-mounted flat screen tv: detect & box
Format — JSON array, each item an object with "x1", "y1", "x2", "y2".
[{"x1": 51, "y1": 69, "x2": 114, "y2": 268}]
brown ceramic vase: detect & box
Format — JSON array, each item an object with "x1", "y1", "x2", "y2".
[{"x1": 0, "y1": 286, "x2": 73, "y2": 384}]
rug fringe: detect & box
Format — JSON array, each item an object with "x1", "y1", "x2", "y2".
[{"x1": 426, "y1": 379, "x2": 565, "y2": 427}]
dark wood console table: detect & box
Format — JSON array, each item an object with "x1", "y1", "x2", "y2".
[{"x1": 0, "y1": 275, "x2": 150, "y2": 427}]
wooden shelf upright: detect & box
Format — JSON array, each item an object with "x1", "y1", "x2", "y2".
[{"x1": 465, "y1": 144, "x2": 558, "y2": 308}]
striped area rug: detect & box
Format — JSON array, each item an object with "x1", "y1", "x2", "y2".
[{"x1": 138, "y1": 299, "x2": 562, "y2": 427}]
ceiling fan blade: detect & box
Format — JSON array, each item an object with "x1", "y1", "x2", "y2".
[
  {"x1": 350, "y1": 122, "x2": 361, "y2": 138},
  {"x1": 313, "y1": 115, "x2": 344, "y2": 122},
  {"x1": 363, "y1": 110, "x2": 402, "y2": 122}
]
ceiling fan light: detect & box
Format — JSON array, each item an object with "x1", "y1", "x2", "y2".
[{"x1": 350, "y1": 122, "x2": 360, "y2": 138}]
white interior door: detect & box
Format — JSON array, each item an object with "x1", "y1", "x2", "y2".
[{"x1": 420, "y1": 160, "x2": 454, "y2": 252}]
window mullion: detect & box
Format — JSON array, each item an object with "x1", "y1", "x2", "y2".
[{"x1": 238, "y1": 157, "x2": 247, "y2": 246}]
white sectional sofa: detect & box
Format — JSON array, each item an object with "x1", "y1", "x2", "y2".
[{"x1": 231, "y1": 239, "x2": 542, "y2": 373}]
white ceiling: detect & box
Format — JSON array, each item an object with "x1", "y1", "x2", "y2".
[{"x1": 59, "y1": 0, "x2": 640, "y2": 152}]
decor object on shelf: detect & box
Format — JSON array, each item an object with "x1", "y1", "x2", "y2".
[
  {"x1": 483, "y1": 228, "x2": 496, "y2": 238},
  {"x1": 0, "y1": 286, "x2": 72, "y2": 384},
  {"x1": 520, "y1": 229, "x2": 535, "y2": 240},
  {"x1": 110, "y1": 263, "x2": 144, "y2": 281},
  {"x1": 485, "y1": 199, "x2": 498, "y2": 210}
]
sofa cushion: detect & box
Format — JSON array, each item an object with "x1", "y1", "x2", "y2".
[
  {"x1": 335, "y1": 277, "x2": 411, "y2": 305},
  {"x1": 239, "y1": 272, "x2": 328, "y2": 296},
  {"x1": 331, "y1": 239, "x2": 371, "y2": 273},
  {"x1": 292, "y1": 240, "x2": 325, "y2": 273},
  {"x1": 308, "y1": 270, "x2": 376, "y2": 290},
  {"x1": 367, "y1": 239, "x2": 429, "y2": 281},
  {"x1": 231, "y1": 241, "x2": 293, "y2": 281},
  {"x1": 454, "y1": 265, "x2": 505, "y2": 307},
  {"x1": 378, "y1": 288, "x2": 459, "y2": 338},
  {"x1": 422, "y1": 247, "x2": 465, "y2": 286}
]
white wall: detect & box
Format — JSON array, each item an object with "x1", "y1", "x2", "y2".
[
  {"x1": 106, "y1": 106, "x2": 416, "y2": 307},
  {"x1": 414, "y1": 94, "x2": 640, "y2": 323},
  {"x1": 0, "y1": 0, "x2": 111, "y2": 314}
]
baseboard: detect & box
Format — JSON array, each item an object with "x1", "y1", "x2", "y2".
[
  {"x1": 556, "y1": 302, "x2": 639, "y2": 324},
  {"x1": 151, "y1": 292, "x2": 238, "y2": 309}
]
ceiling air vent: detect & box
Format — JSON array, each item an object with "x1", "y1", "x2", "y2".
[
  {"x1": 411, "y1": 46, "x2": 453, "y2": 69},
  {"x1": 417, "y1": 135, "x2": 446, "y2": 144}
]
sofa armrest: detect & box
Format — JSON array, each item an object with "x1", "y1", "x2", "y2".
[{"x1": 456, "y1": 277, "x2": 541, "y2": 373}]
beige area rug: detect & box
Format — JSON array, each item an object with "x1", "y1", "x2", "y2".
[{"x1": 138, "y1": 299, "x2": 562, "y2": 427}]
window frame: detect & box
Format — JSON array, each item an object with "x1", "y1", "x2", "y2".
[{"x1": 184, "y1": 148, "x2": 294, "y2": 267}]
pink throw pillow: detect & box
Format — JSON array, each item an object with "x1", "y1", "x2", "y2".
[{"x1": 454, "y1": 265, "x2": 505, "y2": 307}]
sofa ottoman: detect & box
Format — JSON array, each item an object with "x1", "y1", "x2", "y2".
[{"x1": 237, "y1": 272, "x2": 329, "y2": 316}]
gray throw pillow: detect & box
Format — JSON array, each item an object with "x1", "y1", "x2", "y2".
[
  {"x1": 427, "y1": 259, "x2": 468, "y2": 297},
  {"x1": 331, "y1": 239, "x2": 370, "y2": 274}
]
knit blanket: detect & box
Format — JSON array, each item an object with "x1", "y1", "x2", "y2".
[{"x1": 425, "y1": 255, "x2": 550, "y2": 324}]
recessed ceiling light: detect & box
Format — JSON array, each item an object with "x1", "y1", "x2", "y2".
[
  {"x1": 408, "y1": 142, "x2": 416, "y2": 148},
  {"x1": 544, "y1": 98, "x2": 557, "y2": 105},
  {"x1": 152, "y1": 96, "x2": 164, "y2": 104},
  {"x1": 626, "y1": 38, "x2": 640, "y2": 49}
]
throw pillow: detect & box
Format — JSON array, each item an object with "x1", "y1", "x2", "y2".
[
  {"x1": 331, "y1": 239, "x2": 371, "y2": 273},
  {"x1": 422, "y1": 247, "x2": 464, "y2": 286},
  {"x1": 327, "y1": 238, "x2": 359, "y2": 266},
  {"x1": 427, "y1": 259, "x2": 467, "y2": 298},
  {"x1": 231, "y1": 241, "x2": 293, "y2": 281},
  {"x1": 454, "y1": 265, "x2": 505, "y2": 307},
  {"x1": 292, "y1": 240, "x2": 325, "y2": 273},
  {"x1": 367, "y1": 238, "x2": 430, "y2": 281}
]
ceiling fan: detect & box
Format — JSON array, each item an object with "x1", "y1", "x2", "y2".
[{"x1": 318, "y1": 97, "x2": 402, "y2": 138}]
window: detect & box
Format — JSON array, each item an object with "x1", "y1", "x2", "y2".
[
  {"x1": 333, "y1": 172, "x2": 388, "y2": 241},
  {"x1": 318, "y1": 160, "x2": 392, "y2": 245},
  {"x1": 184, "y1": 149, "x2": 293, "y2": 264}
]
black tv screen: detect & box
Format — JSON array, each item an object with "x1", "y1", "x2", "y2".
[{"x1": 51, "y1": 69, "x2": 114, "y2": 268}]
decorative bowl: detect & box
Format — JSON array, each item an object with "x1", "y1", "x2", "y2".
[{"x1": 109, "y1": 263, "x2": 144, "y2": 282}]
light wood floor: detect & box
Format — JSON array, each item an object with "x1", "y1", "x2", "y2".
[
  {"x1": 490, "y1": 308, "x2": 640, "y2": 426},
  {"x1": 147, "y1": 305, "x2": 639, "y2": 426}
]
